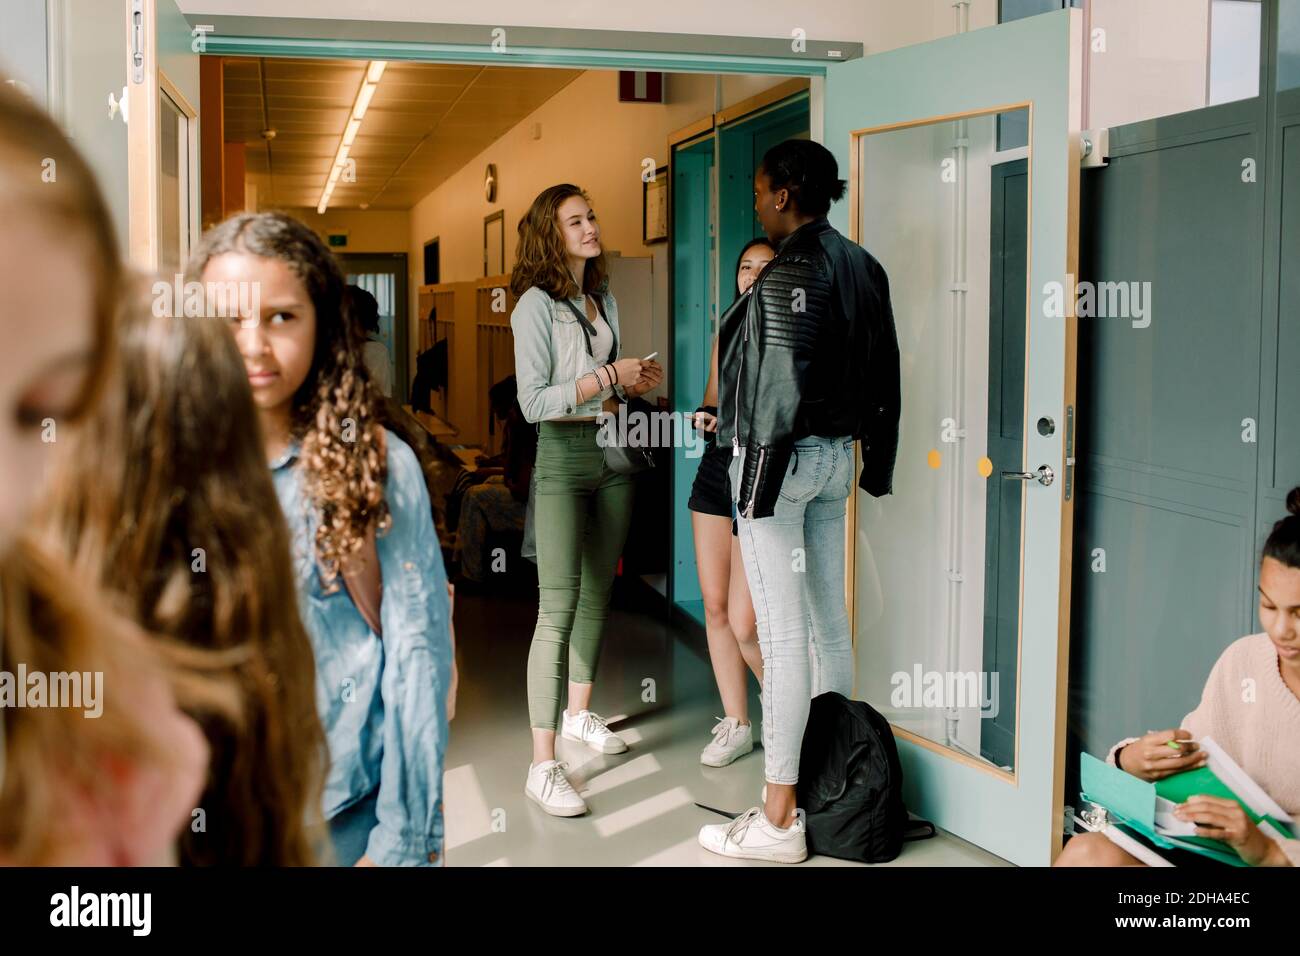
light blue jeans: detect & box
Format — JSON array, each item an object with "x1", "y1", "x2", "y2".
[{"x1": 731, "y1": 436, "x2": 856, "y2": 785}]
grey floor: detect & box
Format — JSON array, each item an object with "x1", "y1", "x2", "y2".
[{"x1": 443, "y1": 585, "x2": 1008, "y2": 867}]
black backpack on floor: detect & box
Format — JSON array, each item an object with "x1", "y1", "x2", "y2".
[{"x1": 796, "y1": 692, "x2": 934, "y2": 863}]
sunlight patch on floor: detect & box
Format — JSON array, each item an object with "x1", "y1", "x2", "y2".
[{"x1": 593, "y1": 786, "x2": 694, "y2": 839}]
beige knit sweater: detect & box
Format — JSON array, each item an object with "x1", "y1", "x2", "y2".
[{"x1": 1106, "y1": 633, "x2": 1300, "y2": 866}]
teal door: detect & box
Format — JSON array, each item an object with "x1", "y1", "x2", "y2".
[
  {"x1": 670, "y1": 136, "x2": 715, "y2": 619},
  {"x1": 825, "y1": 9, "x2": 1084, "y2": 865},
  {"x1": 718, "y1": 95, "x2": 809, "y2": 273}
]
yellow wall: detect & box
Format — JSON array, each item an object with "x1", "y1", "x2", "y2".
[{"x1": 284, "y1": 207, "x2": 412, "y2": 254}]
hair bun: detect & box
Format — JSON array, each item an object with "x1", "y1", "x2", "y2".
[{"x1": 1288, "y1": 486, "x2": 1300, "y2": 517}]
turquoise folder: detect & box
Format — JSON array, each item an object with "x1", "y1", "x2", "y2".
[{"x1": 1079, "y1": 752, "x2": 1270, "y2": 867}]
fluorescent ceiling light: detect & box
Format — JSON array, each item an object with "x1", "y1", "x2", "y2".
[
  {"x1": 353, "y1": 83, "x2": 377, "y2": 120},
  {"x1": 316, "y1": 60, "x2": 384, "y2": 214}
]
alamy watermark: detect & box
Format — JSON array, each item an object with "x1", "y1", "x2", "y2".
[
  {"x1": 0, "y1": 665, "x2": 103, "y2": 718},
  {"x1": 890, "y1": 665, "x2": 1000, "y2": 719},
  {"x1": 596, "y1": 405, "x2": 708, "y2": 459},
  {"x1": 1043, "y1": 276, "x2": 1152, "y2": 328},
  {"x1": 151, "y1": 274, "x2": 261, "y2": 321}
]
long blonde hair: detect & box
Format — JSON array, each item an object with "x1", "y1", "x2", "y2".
[
  {"x1": 50, "y1": 310, "x2": 328, "y2": 866},
  {"x1": 0, "y1": 84, "x2": 235, "y2": 863}
]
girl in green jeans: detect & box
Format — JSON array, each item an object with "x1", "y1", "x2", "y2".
[{"x1": 509, "y1": 184, "x2": 663, "y2": 816}]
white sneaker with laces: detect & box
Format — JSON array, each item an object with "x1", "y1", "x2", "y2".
[
  {"x1": 700, "y1": 716, "x2": 754, "y2": 767},
  {"x1": 698, "y1": 806, "x2": 808, "y2": 863},
  {"x1": 560, "y1": 708, "x2": 628, "y2": 754},
  {"x1": 525, "y1": 760, "x2": 588, "y2": 817}
]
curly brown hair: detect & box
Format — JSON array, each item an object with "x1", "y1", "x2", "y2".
[
  {"x1": 187, "y1": 213, "x2": 389, "y2": 587},
  {"x1": 509, "y1": 184, "x2": 609, "y2": 299}
]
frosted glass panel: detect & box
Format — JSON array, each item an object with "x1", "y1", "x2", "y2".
[{"x1": 853, "y1": 109, "x2": 1029, "y2": 773}]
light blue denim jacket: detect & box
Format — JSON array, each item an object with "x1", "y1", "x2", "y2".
[
  {"x1": 271, "y1": 429, "x2": 451, "y2": 867},
  {"x1": 510, "y1": 285, "x2": 626, "y2": 422}
]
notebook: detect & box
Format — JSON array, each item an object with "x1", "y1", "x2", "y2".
[{"x1": 1080, "y1": 738, "x2": 1295, "y2": 866}]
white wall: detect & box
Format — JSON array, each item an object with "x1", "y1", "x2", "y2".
[
  {"x1": 1088, "y1": 0, "x2": 1213, "y2": 128},
  {"x1": 177, "y1": 0, "x2": 1000, "y2": 54}
]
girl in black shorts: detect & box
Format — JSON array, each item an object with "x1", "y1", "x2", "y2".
[{"x1": 689, "y1": 237, "x2": 775, "y2": 768}]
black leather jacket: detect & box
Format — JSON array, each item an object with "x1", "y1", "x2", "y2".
[{"x1": 718, "y1": 217, "x2": 900, "y2": 519}]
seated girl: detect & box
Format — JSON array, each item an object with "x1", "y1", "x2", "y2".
[{"x1": 1056, "y1": 488, "x2": 1300, "y2": 867}]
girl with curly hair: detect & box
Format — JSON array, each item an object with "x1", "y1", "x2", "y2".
[
  {"x1": 510, "y1": 184, "x2": 663, "y2": 816},
  {"x1": 190, "y1": 212, "x2": 452, "y2": 866}
]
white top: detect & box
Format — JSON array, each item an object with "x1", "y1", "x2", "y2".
[{"x1": 589, "y1": 310, "x2": 614, "y2": 365}]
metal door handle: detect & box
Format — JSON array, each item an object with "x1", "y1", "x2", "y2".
[{"x1": 1000, "y1": 465, "x2": 1055, "y2": 487}]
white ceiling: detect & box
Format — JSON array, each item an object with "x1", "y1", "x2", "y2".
[
  {"x1": 181, "y1": 0, "x2": 873, "y2": 42},
  {"x1": 222, "y1": 57, "x2": 582, "y2": 210}
]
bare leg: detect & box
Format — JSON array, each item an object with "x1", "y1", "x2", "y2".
[
  {"x1": 693, "y1": 512, "x2": 751, "y2": 723},
  {"x1": 567, "y1": 680, "x2": 593, "y2": 714},
  {"x1": 1053, "y1": 832, "x2": 1147, "y2": 867},
  {"x1": 765, "y1": 783, "x2": 798, "y2": 829},
  {"x1": 531, "y1": 728, "x2": 556, "y2": 765}
]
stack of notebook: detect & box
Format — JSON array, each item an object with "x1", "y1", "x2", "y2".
[{"x1": 1079, "y1": 736, "x2": 1295, "y2": 866}]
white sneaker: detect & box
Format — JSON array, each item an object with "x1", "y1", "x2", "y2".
[
  {"x1": 525, "y1": 760, "x2": 588, "y2": 817},
  {"x1": 700, "y1": 716, "x2": 754, "y2": 767},
  {"x1": 560, "y1": 708, "x2": 628, "y2": 754},
  {"x1": 698, "y1": 806, "x2": 808, "y2": 863}
]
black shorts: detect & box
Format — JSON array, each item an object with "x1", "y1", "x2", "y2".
[{"x1": 688, "y1": 443, "x2": 734, "y2": 520}]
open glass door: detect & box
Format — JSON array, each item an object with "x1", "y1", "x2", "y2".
[
  {"x1": 51, "y1": 0, "x2": 199, "y2": 269},
  {"x1": 824, "y1": 9, "x2": 1083, "y2": 866}
]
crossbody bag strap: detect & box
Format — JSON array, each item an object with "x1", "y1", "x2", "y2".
[
  {"x1": 556, "y1": 294, "x2": 596, "y2": 356},
  {"x1": 587, "y1": 291, "x2": 618, "y2": 359}
]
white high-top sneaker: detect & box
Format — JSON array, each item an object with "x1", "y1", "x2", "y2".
[
  {"x1": 700, "y1": 716, "x2": 754, "y2": 767},
  {"x1": 560, "y1": 708, "x2": 628, "y2": 754},
  {"x1": 525, "y1": 760, "x2": 588, "y2": 817},
  {"x1": 698, "y1": 806, "x2": 808, "y2": 863}
]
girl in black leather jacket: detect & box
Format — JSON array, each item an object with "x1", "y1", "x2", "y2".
[{"x1": 700, "y1": 139, "x2": 900, "y2": 864}]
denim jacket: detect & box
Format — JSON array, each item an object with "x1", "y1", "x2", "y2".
[
  {"x1": 271, "y1": 429, "x2": 451, "y2": 867},
  {"x1": 510, "y1": 285, "x2": 626, "y2": 422}
]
